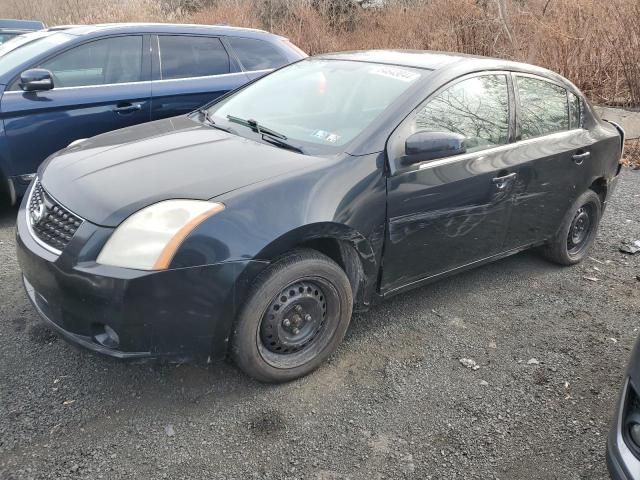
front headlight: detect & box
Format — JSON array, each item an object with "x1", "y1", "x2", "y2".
[{"x1": 97, "y1": 200, "x2": 225, "y2": 270}]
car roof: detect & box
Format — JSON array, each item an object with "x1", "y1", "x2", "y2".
[
  {"x1": 316, "y1": 49, "x2": 571, "y2": 87},
  {"x1": 0, "y1": 19, "x2": 45, "y2": 31},
  {"x1": 46, "y1": 23, "x2": 286, "y2": 40}
]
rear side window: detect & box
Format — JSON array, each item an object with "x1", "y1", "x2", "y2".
[
  {"x1": 40, "y1": 36, "x2": 143, "y2": 87},
  {"x1": 227, "y1": 37, "x2": 288, "y2": 71},
  {"x1": 158, "y1": 35, "x2": 230, "y2": 80},
  {"x1": 516, "y1": 76, "x2": 569, "y2": 139},
  {"x1": 568, "y1": 91, "x2": 582, "y2": 129},
  {"x1": 413, "y1": 74, "x2": 510, "y2": 153}
]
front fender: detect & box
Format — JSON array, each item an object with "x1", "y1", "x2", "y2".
[{"x1": 171, "y1": 151, "x2": 388, "y2": 304}]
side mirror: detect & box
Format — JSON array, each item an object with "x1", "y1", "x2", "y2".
[
  {"x1": 403, "y1": 131, "x2": 466, "y2": 165},
  {"x1": 19, "y1": 69, "x2": 54, "y2": 92}
]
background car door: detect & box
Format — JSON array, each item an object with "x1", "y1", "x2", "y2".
[
  {"x1": 150, "y1": 34, "x2": 247, "y2": 120},
  {"x1": 501, "y1": 74, "x2": 594, "y2": 250},
  {"x1": 2, "y1": 35, "x2": 151, "y2": 177},
  {"x1": 382, "y1": 73, "x2": 517, "y2": 293}
]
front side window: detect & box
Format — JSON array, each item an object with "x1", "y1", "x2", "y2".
[
  {"x1": 1, "y1": 32, "x2": 73, "y2": 83},
  {"x1": 517, "y1": 76, "x2": 569, "y2": 139},
  {"x1": 40, "y1": 36, "x2": 143, "y2": 87},
  {"x1": 158, "y1": 35, "x2": 230, "y2": 80},
  {"x1": 412, "y1": 74, "x2": 510, "y2": 153},
  {"x1": 207, "y1": 59, "x2": 425, "y2": 153},
  {"x1": 227, "y1": 37, "x2": 288, "y2": 71}
]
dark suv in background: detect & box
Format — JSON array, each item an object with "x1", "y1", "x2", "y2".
[
  {"x1": 0, "y1": 19, "x2": 44, "y2": 45},
  {"x1": 0, "y1": 23, "x2": 306, "y2": 203}
]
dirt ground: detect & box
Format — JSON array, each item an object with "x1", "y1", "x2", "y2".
[{"x1": 0, "y1": 169, "x2": 639, "y2": 480}]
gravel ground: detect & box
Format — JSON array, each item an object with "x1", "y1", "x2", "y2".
[{"x1": 1, "y1": 169, "x2": 639, "y2": 480}]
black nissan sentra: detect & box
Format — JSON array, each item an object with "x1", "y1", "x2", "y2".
[{"x1": 16, "y1": 50, "x2": 624, "y2": 382}]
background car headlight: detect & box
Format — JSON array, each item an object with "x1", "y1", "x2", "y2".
[{"x1": 96, "y1": 200, "x2": 225, "y2": 270}]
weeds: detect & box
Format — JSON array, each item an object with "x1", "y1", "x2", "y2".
[{"x1": 1, "y1": 0, "x2": 639, "y2": 107}]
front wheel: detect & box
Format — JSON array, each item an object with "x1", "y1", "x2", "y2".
[
  {"x1": 541, "y1": 190, "x2": 602, "y2": 265},
  {"x1": 230, "y1": 249, "x2": 353, "y2": 383}
]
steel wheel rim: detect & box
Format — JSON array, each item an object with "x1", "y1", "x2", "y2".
[
  {"x1": 567, "y1": 204, "x2": 594, "y2": 255},
  {"x1": 260, "y1": 281, "x2": 327, "y2": 355},
  {"x1": 256, "y1": 277, "x2": 340, "y2": 369}
]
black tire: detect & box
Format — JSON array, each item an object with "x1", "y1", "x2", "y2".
[
  {"x1": 541, "y1": 190, "x2": 602, "y2": 266},
  {"x1": 230, "y1": 249, "x2": 353, "y2": 383}
]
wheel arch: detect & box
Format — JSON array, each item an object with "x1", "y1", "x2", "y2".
[
  {"x1": 589, "y1": 177, "x2": 607, "y2": 205},
  {"x1": 255, "y1": 222, "x2": 379, "y2": 308}
]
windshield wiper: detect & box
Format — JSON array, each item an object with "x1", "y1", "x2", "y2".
[
  {"x1": 260, "y1": 134, "x2": 305, "y2": 154},
  {"x1": 199, "y1": 109, "x2": 233, "y2": 133},
  {"x1": 226, "y1": 115, "x2": 304, "y2": 153},
  {"x1": 227, "y1": 115, "x2": 287, "y2": 139}
]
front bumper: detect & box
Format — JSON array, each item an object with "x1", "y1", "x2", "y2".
[
  {"x1": 16, "y1": 197, "x2": 267, "y2": 361},
  {"x1": 607, "y1": 378, "x2": 640, "y2": 480}
]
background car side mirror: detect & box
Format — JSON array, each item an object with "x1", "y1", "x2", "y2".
[
  {"x1": 19, "y1": 69, "x2": 54, "y2": 92},
  {"x1": 403, "y1": 131, "x2": 466, "y2": 165}
]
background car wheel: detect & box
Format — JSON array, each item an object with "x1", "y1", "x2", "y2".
[
  {"x1": 541, "y1": 189, "x2": 602, "y2": 266},
  {"x1": 231, "y1": 249, "x2": 353, "y2": 383}
]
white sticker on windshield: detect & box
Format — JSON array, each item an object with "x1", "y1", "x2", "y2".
[
  {"x1": 312, "y1": 130, "x2": 341, "y2": 143},
  {"x1": 369, "y1": 66, "x2": 420, "y2": 83}
]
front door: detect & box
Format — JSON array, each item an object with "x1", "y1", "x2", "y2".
[
  {"x1": 382, "y1": 73, "x2": 517, "y2": 293},
  {"x1": 1, "y1": 35, "x2": 152, "y2": 178}
]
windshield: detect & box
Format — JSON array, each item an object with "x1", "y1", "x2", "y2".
[
  {"x1": 0, "y1": 32, "x2": 73, "y2": 78},
  {"x1": 207, "y1": 59, "x2": 425, "y2": 153},
  {"x1": 0, "y1": 33, "x2": 19, "y2": 45}
]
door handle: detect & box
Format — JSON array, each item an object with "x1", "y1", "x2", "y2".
[
  {"x1": 572, "y1": 151, "x2": 591, "y2": 165},
  {"x1": 113, "y1": 102, "x2": 142, "y2": 114},
  {"x1": 492, "y1": 172, "x2": 517, "y2": 190}
]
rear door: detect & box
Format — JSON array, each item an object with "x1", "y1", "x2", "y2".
[
  {"x1": 2, "y1": 35, "x2": 151, "y2": 177},
  {"x1": 501, "y1": 74, "x2": 594, "y2": 250},
  {"x1": 382, "y1": 73, "x2": 517, "y2": 293},
  {"x1": 150, "y1": 34, "x2": 247, "y2": 120}
]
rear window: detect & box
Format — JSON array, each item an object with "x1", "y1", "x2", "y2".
[
  {"x1": 158, "y1": 35, "x2": 230, "y2": 80},
  {"x1": 227, "y1": 37, "x2": 288, "y2": 71},
  {"x1": 568, "y1": 91, "x2": 582, "y2": 129},
  {"x1": 516, "y1": 76, "x2": 569, "y2": 140}
]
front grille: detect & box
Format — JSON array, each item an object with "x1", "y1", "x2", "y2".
[{"x1": 28, "y1": 180, "x2": 83, "y2": 253}]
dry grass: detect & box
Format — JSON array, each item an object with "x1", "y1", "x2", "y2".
[
  {"x1": 623, "y1": 139, "x2": 640, "y2": 169},
  {"x1": 1, "y1": 0, "x2": 640, "y2": 107}
]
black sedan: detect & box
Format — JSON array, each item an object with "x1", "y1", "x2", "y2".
[
  {"x1": 608, "y1": 337, "x2": 640, "y2": 479},
  {"x1": 16, "y1": 50, "x2": 624, "y2": 382}
]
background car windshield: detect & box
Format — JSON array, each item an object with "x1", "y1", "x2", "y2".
[
  {"x1": 0, "y1": 33, "x2": 18, "y2": 45},
  {"x1": 0, "y1": 32, "x2": 73, "y2": 77},
  {"x1": 209, "y1": 59, "x2": 424, "y2": 149}
]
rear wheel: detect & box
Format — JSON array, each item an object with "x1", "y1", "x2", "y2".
[
  {"x1": 230, "y1": 249, "x2": 353, "y2": 383},
  {"x1": 541, "y1": 190, "x2": 602, "y2": 265}
]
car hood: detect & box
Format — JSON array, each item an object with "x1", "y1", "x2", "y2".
[{"x1": 39, "y1": 116, "x2": 318, "y2": 227}]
